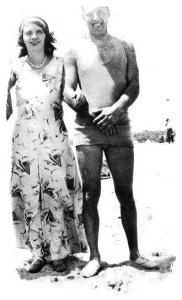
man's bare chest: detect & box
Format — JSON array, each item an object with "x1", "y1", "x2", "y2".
[
  {"x1": 97, "y1": 43, "x2": 123, "y2": 64},
  {"x1": 77, "y1": 41, "x2": 127, "y2": 69}
]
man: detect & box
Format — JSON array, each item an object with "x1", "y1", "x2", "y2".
[
  {"x1": 64, "y1": 4, "x2": 159, "y2": 277},
  {"x1": 165, "y1": 118, "x2": 175, "y2": 143}
]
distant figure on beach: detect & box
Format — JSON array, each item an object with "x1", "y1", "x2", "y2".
[
  {"x1": 64, "y1": 3, "x2": 161, "y2": 277},
  {"x1": 165, "y1": 118, "x2": 175, "y2": 143},
  {"x1": 164, "y1": 98, "x2": 175, "y2": 143}
]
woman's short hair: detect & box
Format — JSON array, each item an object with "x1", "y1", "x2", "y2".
[{"x1": 18, "y1": 16, "x2": 56, "y2": 57}]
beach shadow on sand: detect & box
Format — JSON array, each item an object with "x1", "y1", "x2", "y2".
[
  {"x1": 16, "y1": 253, "x2": 176, "y2": 281},
  {"x1": 16, "y1": 255, "x2": 87, "y2": 280},
  {"x1": 100, "y1": 254, "x2": 176, "y2": 273}
]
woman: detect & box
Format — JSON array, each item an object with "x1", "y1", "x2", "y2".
[{"x1": 6, "y1": 17, "x2": 87, "y2": 273}]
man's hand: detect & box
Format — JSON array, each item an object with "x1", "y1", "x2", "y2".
[
  {"x1": 91, "y1": 108, "x2": 122, "y2": 136},
  {"x1": 92, "y1": 106, "x2": 123, "y2": 131}
]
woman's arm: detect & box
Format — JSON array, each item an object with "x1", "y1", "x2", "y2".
[{"x1": 6, "y1": 69, "x2": 17, "y2": 120}]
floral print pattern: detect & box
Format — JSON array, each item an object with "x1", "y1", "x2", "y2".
[{"x1": 10, "y1": 56, "x2": 87, "y2": 261}]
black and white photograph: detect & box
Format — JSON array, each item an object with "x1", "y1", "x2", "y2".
[{"x1": 0, "y1": 0, "x2": 180, "y2": 299}]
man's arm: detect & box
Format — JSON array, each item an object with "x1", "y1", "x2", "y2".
[
  {"x1": 93, "y1": 42, "x2": 139, "y2": 129},
  {"x1": 6, "y1": 69, "x2": 17, "y2": 120},
  {"x1": 116, "y1": 41, "x2": 139, "y2": 109},
  {"x1": 63, "y1": 50, "x2": 88, "y2": 114},
  {"x1": 64, "y1": 49, "x2": 119, "y2": 136}
]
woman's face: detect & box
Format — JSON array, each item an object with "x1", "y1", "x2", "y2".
[{"x1": 22, "y1": 22, "x2": 46, "y2": 54}]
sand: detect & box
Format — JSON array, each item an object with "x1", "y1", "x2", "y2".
[{"x1": 0, "y1": 141, "x2": 179, "y2": 299}]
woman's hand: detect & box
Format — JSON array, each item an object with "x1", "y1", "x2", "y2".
[
  {"x1": 72, "y1": 90, "x2": 86, "y2": 108},
  {"x1": 67, "y1": 91, "x2": 89, "y2": 115}
]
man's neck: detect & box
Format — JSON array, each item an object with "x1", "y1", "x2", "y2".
[{"x1": 89, "y1": 31, "x2": 111, "y2": 45}]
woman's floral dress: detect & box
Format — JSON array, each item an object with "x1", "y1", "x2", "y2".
[{"x1": 10, "y1": 56, "x2": 87, "y2": 261}]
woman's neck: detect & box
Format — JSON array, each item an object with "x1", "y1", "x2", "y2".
[
  {"x1": 27, "y1": 52, "x2": 46, "y2": 65},
  {"x1": 26, "y1": 51, "x2": 50, "y2": 70}
]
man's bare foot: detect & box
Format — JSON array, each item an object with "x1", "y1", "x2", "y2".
[
  {"x1": 81, "y1": 257, "x2": 101, "y2": 278},
  {"x1": 131, "y1": 256, "x2": 160, "y2": 269}
]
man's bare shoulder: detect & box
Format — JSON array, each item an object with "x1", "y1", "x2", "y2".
[
  {"x1": 64, "y1": 36, "x2": 88, "y2": 57},
  {"x1": 110, "y1": 35, "x2": 135, "y2": 51}
]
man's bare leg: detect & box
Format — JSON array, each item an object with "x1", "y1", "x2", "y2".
[
  {"x1": 105, "y1": 146, "x2": 161, "y2": 269},
  {"x1": 76, "y1": 145, "x2": 103, "y2": 261},
  {"x1": 105, "y1": 146, "x2": 139, "y2": 261}
]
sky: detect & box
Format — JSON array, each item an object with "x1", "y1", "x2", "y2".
[{"x1": 0, "y1": 0, "x2": 181, "y2": 131}]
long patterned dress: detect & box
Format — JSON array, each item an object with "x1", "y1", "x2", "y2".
[{"x1": 10, "y1": 56, "x2": 87, "y2": 261}]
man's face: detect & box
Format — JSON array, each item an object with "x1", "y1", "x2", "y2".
[{"x1": 82, "y1": 6, "x2": 110, "y2": 36}]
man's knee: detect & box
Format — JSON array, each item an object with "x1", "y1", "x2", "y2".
[
  {"x1": 115, "y1": 184, "x2": 134, "y2": 206},
  {"x1": 82, "y1": 180, "x2": 101, "y2": 203}
]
